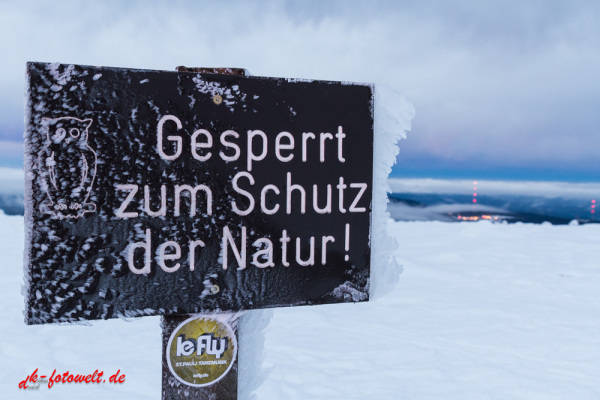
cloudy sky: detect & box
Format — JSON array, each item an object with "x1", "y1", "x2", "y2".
[{"x1": 1, "y1": 0, "x2": 599, "y2": 181}]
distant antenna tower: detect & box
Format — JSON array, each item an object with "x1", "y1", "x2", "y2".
[
  {"x1": 473, "y1": 181, "x2": 477, "y2": 204},
  {"x1": 592, "y1": 199, "x2": 596, "y2": 221}
]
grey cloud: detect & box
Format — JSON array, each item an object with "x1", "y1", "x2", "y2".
[{"x1": 1, "y1": 0, "x2": 599, "y2": 178}]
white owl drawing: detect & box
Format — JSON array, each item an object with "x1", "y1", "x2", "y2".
[{"x1": 38, "y1": 117, "x2": 98, "y2": 219}]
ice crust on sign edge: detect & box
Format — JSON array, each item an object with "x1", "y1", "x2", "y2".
[
  {"x1": 370, "y1": 84, "x2": 414, "y2": 300},
  {"x1": 237, "y1": 84, "x2": 414, "y2": 400}
]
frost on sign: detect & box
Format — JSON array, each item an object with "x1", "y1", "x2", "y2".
[{"x1": 23, "y1": 62, "x2": 374, "y2": 324}]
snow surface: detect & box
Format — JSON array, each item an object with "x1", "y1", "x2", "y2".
[{"x1": 2, "y1": 212, "x2": 599, "y2": 399}]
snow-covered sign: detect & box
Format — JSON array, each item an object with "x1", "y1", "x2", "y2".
[{"x1": 23, "y1": 62, "x2": 374, "y2": 324}]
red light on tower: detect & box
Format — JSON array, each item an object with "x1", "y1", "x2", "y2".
[
  {"x1": 473, "y1": 181, "x2": 477, "y2": 204},
  {"x1": 592, "y1": 199, "x2": 596, "y2": 215}
]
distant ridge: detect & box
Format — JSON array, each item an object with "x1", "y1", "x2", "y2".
[
  {"x1": 388, "y1": 178, "x2": 599, "y2": 225},
  {"x1": 0, "y1": 168, "x2": 23, "y2": 215}
]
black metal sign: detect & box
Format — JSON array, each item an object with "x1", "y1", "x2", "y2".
[{"x1": 24, "y1": 62, "x2": 373, "y2": 324}]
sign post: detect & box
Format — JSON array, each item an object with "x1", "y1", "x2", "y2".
[{"x1": 162, "y1": 68, "x2": 246, "y2": 400}]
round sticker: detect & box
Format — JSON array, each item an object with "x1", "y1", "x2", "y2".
[{"x1": 166, "y1": 316, "x2": 237, "y2": 387}]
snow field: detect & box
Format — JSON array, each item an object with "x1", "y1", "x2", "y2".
[
  {"x1": 2, "y1": 214, "x2": 599, "y2": 399},
  {"x1": 256, "y1": 220, "x2": 600, "y2": 399}
]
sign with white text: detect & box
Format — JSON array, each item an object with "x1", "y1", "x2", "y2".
[{"x1": 24, "y1": 62, "x2": 373, "y2": 324}]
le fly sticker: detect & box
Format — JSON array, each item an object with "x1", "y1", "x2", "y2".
[{"x1": 166, "y1": 316, "x2": 237, "y2": 387}]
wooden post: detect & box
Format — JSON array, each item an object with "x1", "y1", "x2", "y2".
[{"x1": 161, "y1": 67, "x2": 247, "y2": 400}]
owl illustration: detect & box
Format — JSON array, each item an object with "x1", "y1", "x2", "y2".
[{"x1": 38, "y1": 117, "x2": 98, "y2": 219}]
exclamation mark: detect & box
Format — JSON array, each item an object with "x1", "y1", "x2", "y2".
[{"x1": 344, "y1": 223, "x2": 350, "y2": 261}]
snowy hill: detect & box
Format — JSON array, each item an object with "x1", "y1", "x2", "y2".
[{"x1": 2, "y1": 213, "x2": 599, "y2": 399}]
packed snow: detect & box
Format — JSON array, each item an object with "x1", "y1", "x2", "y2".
[{"x1": 2, "y1": 211, "x2": 599, "y2": 399}]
